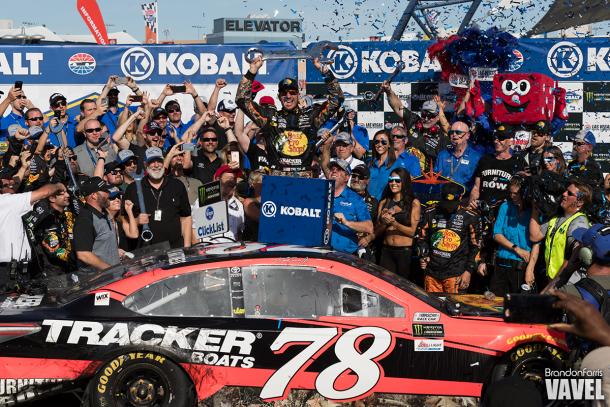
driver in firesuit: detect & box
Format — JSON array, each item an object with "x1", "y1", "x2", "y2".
[{"x1": 236, "y1": 55, "x2": 343, "y2": 177}]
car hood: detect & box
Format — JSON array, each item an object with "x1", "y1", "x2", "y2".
[
  {"x1": 0, "y1": 292, "x2": 58, "y2": 316},
  {"x1": 439, "y1": 294, "x2": 504, "y2": 318}
]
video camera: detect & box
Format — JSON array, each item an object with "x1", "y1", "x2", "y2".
[{"x1": 521, "y1": 170, "x2": 567, "y2": 218}]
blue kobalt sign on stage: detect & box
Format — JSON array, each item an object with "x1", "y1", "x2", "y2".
[{"x1": 259, "y1": 176, "x2": 334, "y2": 246}]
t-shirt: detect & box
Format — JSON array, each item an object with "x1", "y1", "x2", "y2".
[
  {"x1": 191, "y1": 153, "x2": 223, "y2": 185},
  {"x1": 331, "y1": 187, "x2": 371, "y2": 254},
  {"x1": 475, "y1": 155, "x2": 525, "y2": 204},
  {"x1": 246, "y1": 144, "x2": 269, "y2": 171},
  {"x1": 72, "y1": 204, "x2": 120, "y2": 272},
  {"x1": 0, "y1": 191, "x2": 32, "y2": 262}
]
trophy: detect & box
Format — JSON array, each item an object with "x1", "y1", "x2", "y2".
[
  {"x1": 373, "y1": 61, "x2": 406, "y2": 101},
  {"x1": 245, "y1": 41, "x2": 338, "y2": 64}
]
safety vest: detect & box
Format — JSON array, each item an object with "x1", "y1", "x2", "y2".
[{"x1": 544, "y1": 212, "x2": 588, "y2": 279}]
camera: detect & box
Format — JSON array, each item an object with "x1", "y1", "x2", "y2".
[{"x1": 521, "y1": 170, "x2": 567, "y2": 218}]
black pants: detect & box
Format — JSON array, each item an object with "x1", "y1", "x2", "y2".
[
  {"x1": 379, "y1": 246, "x2": 412, "y2": 280},
  {"x1": 489, "y1": 262, "x2": 526, "y2": 296}
]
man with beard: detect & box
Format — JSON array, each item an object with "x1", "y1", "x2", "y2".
[
  {"x1": 521, "y1": 121, "x2": 551, "y2": 175},
  {"x1": 419, "y1": 183, "x2": 480, "y2": 293},
  {"x1": 329, "y1": 159, "x2": 373, "y2": 254},
  {"x1": 27, "y1": 183, "x2": 76, "y2": 287},
  {"x1": 320, "y1": 132, "x2": 364, "y2": 179},
  {"x1": 567, "y1": 129, "x2": 603, "y2": 188},
  {"x1": 73, "y1": 119, "x2": 117, "y2": 177},
  {"x1": 124, "y1": 147, "x2": 192, "y2": 248},
  {"x1": 236, "y1": 55, "x2": 343, "y2": 177},
  {"x1": 383, "y1": 84, "x2": 450, "y2": 172},
  {"x1": 72, "y1": 177, "x2": 120, "y2": 273}
]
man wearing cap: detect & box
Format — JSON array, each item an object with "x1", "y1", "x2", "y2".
[
  {"x1": 383, "y1": 85, "x2": 450, "y2": 172},
  {"x1": 48, "y1": 92, "x2": 79, "y2": 148},
  {"x1": 469, "y1": 124, "x2": 526, "y2": 208},
  {"x1": 329, "y1": 159, "x2": 373, "y2": 254},
  {"x1": 116, "y1": 149, "x2": 138, "y2": 186},
  {"x1": 434, "y1": 120, "x2": 483, "y2": 190},
  {"x1": 320, "y1": 132, "x2": 364, "y2": 179},
  {"x1": 124, "y1": 147, "x2": 192, "y2": 249},
  {"x1": 73, "y1": 119, "x2": 117, "y2": 177},
  {"x1": 72, "y1": 177, "x2": 120, "y2": 273},
  {"x1": 349, "y1": 164, "x2": 378, "y2": 257},
  {"x1": 520, "y1": 120, "x2": 551, "y2": 175},
  {"x1": 419, "y1": 183, "x2": 480, "y2": 293},
  {"x1": 567, "y1": 128, "x2": 603, "y2": 188},
  {"x1": 0, "y1": 86, "x2": 29, "y2": 141},
  {"x1": 237, "y1": 55, "x2": 343, "y2": 177},
  {"x1": 530, "y1": 180, "x2": 592, "y2": 283}
]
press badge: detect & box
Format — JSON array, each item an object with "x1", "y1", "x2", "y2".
[{"x1": 154, "y1": 210, "x2": 162, "y2": 221}]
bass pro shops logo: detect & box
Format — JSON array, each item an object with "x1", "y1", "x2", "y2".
[
  {"x1": 547, "y1": 41, "x2": 583, "y2": 78},
  {"x1": 121, "y1": 47, "x2": 155, "y2": 81},
  {"x1": 326, "y1": 45, "x2": 358, "y2": 79}
]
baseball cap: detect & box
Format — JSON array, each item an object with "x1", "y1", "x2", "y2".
[
  {"x1": 573, "y1": 224, "x2": 610, "y2": 264},
  {"x1": 334, "y1": 132, "x2": 353, "y2": 145},
  {"x1": 117, "y1": 149, "x2": 136, "y2": 164},
  {"x1": 533, "y1": 120, "x2": 550, "y2": 134},
  {"x1": 144, "y1": 147, "x2": 164, "y2": 163},
  {"x1": 152, "y1": 107, "x2": 168, "y2": 119},
  {"x1": 259, "y1": 96, "x2": 275, "y2": 107},
  {"x1": 352, "y1": 164, "x2": 370, "y2": 179},
  {"x1": 572, "y1": 128, "x2": 596, "y2": 147},
  {"x1": 438, "y1": 182, "x2": 465, "y2": 213},
  {"x1": 213, "y1": 164, "x2": 244, "y2": 180},
  {"x1": 107, "y1": 87, "x2": 120, "y2": 94},
  {"x1": 80, "y1": 176, "x2": 112, "y2": 196},
  {"x1": 494, "y1": 124, "x2": 514, "y2": 140},
  {"x1": 329, "y1": 159, "x2": 352, "y2": 175},
  {"x1": 165, "y1": 100, "x2": 180, "y2": 110},
  {"x1": 421, "y1": 100, "x2": 439, "y2": 114},
  {"x1": 104, "y1": 161, "x2": 121, "y2": 174},
  {"x1": 251, "y1": 80, "x2": 264, "y2": 94},
  {"x1": 217, "y1": 99, "x2": 237, "y2": 112},
  {"x1": 49, "y1": 93, "x2": 67, "y2": 106},
  {"x1": 278, "y1": 77, "x2": 298, "y2": 93},
  {"x1": 144, "y1": 121, "x2": 163, "y2": 134}
]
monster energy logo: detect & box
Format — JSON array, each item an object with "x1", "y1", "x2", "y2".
[
  {"x1": 584, "y1": 91, "x2": 595, "y2": 102},
  {"x1": 412, "y1": 324, "x2": 444, "y2": 337}
]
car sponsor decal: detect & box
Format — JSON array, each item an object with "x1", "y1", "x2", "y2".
[
  {"x1": 413, "y1": 312, "x2": 440, "y2": 322},
  {"x1": 0, "y1": 295, "x2": 44, "y2": 309},
  {"x1": 414, "y1": 339, "x2": 444, "y2": 352},
  {"x1": 0, "y1": 378, "x2": 65, "y2": 404},
  {"x1": 412, "y1": 324, "x2": 444, "y2": 338},
  {"x1": 260, "y1": 326, "x2": 394, "y2": 402},
  {"x1": 93, "y1": 292, "x2": 110, "y2": 306},
  {"x1": 97, "y1": 353, "x2": 164, "y2": 394},
  {"x1": 506, "y1": 332, "x2": 561, "y2": 345}
]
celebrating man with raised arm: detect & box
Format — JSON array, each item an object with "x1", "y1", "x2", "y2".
[{"x1": 236, "y1": 56, "x2": 343, "y2": 177}]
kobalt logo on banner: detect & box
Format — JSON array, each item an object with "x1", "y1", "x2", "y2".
[
  {"x1": 121, "y1": 47, "x2": 155, "y2": 81},
  {"x1": 327, "y1": 45, "x2": 358, "y2": 79},
  {"x1": 0, "y1": 53, "x2": 43, "y2": 75},
  {"x1": 261, "y1": 201, "x2": 277, "y2": 217},
  {"x1": 547, "y1": 41, "x2": 583, "y2": 78}
]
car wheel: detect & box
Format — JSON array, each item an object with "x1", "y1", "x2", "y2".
[{"x1": 84, "y1": 352, "x2": 195, "y2": 407}]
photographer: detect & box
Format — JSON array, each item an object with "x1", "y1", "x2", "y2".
[{"x1": 530, "y1": 180, "x2": 592, "y2": 284}]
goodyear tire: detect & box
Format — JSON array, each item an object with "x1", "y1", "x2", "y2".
[{"x1": 85, "y1": 352, "x2": 195, "y2": 407}]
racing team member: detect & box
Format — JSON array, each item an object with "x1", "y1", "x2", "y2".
[
  {"x1": 383, "y1": 82, "x2": 450, "y2": 173},
  {"x1": 236, "y1": 55, "x2": 344, "y2": 177},
  {"x1": 567, "y1": 129, "x2": 603, "y2": 188},
  {"x1": 419, "y1": 183, "x2": 480, "y2": 293}
]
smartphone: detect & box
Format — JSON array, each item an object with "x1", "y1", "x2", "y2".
[
  {"x1": 504, "y1": 293, "x2": 564, "y2": 324},
  {"x1": 14, "y1": 81, "x2": 22, "y2": 90},
  {"x1": 182, "y1": 143, "x2": 195, "y2": 152},
  {"x1": 53, "y1": 110, "x2": 62, "y2": 119},
  {"x1": 129, "y1": 94, "x2": 143, "y2": 102},
  {"x1": 170, "y1": 85, "x2": 186, "y2": 93},
  {"x1": 115, "y1": 76, "x2": 129, "y2": 85},
  {"x1": 97, "y1": 136, "x2": 109, "y2": 149},
  {"x1": 230, "y1": 150, "x2": 240, "y2": 164},
  {"x1": 101, "y1": 97, "x2": 108, "y2": 105}
]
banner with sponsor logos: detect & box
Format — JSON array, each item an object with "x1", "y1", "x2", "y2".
[
  {"x1": 259, "y1": 176, "x2": 334, "y2": 247},
  {"x1": 306, "y1": 38, "x2": 610, "y2": 171},
  {"x1": 0, "y1": 43, "x2": 296, "y2": 128}
]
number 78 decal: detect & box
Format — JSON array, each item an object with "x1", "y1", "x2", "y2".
[{"x1": 259, "y1": 326, "x2": 394, "y2": 401}]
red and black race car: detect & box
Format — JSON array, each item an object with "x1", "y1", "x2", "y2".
[{"x1": 0, "y1": 242, "x2": 567, "y2": 406}]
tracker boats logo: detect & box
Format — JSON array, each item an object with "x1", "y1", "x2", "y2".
[{"x1": 545, "y1": 368, "x2": 605, "y2": 401}]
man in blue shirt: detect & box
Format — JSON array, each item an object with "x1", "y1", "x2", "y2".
[
  {"x1": 329, "y1": 159, "x2": 373, "y2": 254},
  {"x1": 434, "y1": 120, "x2": 483, "y2": 190},
  {"x1": 0, "y1": 86, "x2": 28, "y2": 140},
  {"x1": 100, "y1": 88, "x2": 121, "y2": 136},
  {"x1": 49, "y1": 93, "x2": 78, "y2": 148},
  {"x1": 390, "y1": 125, "x2": 422, "y2": 178}
]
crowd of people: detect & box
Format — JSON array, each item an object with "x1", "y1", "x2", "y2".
[{"x1": 0, "y1": 55, "x2": 608, "y2": 300}]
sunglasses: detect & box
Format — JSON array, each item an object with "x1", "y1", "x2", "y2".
[
  {"x1": 85, "y1": 127, "x2": 102, "y2": 133},
  {"x1": 351, "y1": 174, "x2": 368, "y2": 180},
  {"x1": 202, "y1": 137, "x2": 218, "y2": 142},
  {"x1": 123, "y1": 159, "x2": 137, "y2": 166},
  {"x1": 448, "y1": 130, "x2": 468, "y2": 136},
  {"x1": 574, "y1": 142, "x2": 587, "y2": 147},
  {"x1": 15, "y1": 95, "x2": 27, "y2": 100},
  {"x1": 388, "y1": 176, "x2": 401, "y2": 183},
  {"x1": 494, "y1": 136, "x2": 512, "y2": 141},
  {"x1": 109, "y1": 195, "x2": 122, "y2": 201},
  {"x1": 543, "y1": 157, "x2": 556, "y2": 163},
  {"x1": 566, "y1": 190, "x2": 581, "y2": 198},
  {"x1": 167, "y1": 108, "x2": 181, "y2": 113},
  {"x1": 67, "y1": 156, "x2": 78, "y2": 161},
  {"x1": 374, "y1": 139, "x2": 388, "y2": 146},
  {"x1": 53, "y1": 101, "x2": 67, "y2": 107},
  {"x1": 421, "y1": 111, "x2": 437, "y2": 119},
  {"x1": 109, "y1": 170, "x2": 122, "y2": 175},
  {"x1": 26, "y1": 116, "x2": 44, "y2": 121},
  {"x1": 280, "y1": 89, "x2": 299, "y2": 97},
  {"x1": 392, "y1": 135, "x2": 406, "y2": 140},
  {"x1": 147, "y1": 131, "x2": 163, "y2": 137}
]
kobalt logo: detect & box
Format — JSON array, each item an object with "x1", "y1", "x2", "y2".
[
  {"x1": 326, "y1": 45, "x2": 358, "y2": 79},
  {"x1": 261, "y1": 201, "x2": 277, "y2": 217},
  {"x1": 547, "y1": 41, "x2": 583, "y2": 78},
  {"x1": 121, "y1": 47, "x2": 155, "y2": 81},
  {"x1": 0, "y1": 53, "x2": 43, "y2": 75}
]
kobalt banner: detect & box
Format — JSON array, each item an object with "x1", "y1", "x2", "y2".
[{"x1": 0, "y1": 43, "x2": 297, "y2": 84}]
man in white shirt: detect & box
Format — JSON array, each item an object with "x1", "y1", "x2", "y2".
[{"x1": 0, "y1": 177, "x2": 64, "y2": 289}]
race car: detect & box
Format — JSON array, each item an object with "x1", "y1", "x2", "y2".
[{"x1": 0, "y1": 242, "x2": 567, "y2": 406}]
